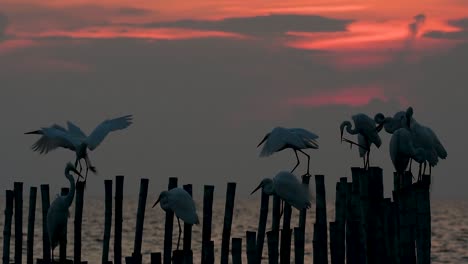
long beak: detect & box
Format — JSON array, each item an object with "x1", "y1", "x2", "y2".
[
  {"x1": 250, "y1": 183, "x2": 262, "y2": 195},
  {"x1": 71, "y1": 167, "x2": 84, "y2": 179},
  {"x1": 152, "y1": 197, "x2": 161, "y2": 208},
  {"x1": 257, "y1": 135, "x2": 268, "y2": 148},
  {"x1": 340, "y1": 129, "x2": 344, "y2": 142}
]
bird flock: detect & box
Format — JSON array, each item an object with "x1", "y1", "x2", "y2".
[{"x1": 24, "y1": 107, "x2": 446, "y2": 261}]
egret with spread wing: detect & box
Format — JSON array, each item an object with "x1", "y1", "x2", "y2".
[
  {"x1": 25, "y1": 115, "x2": 133, "y2": 181},
  {"x1": 257, "y1": 127, "x2": 319, "y2": 175},
  {"x1": 152, "y1": 188, "x2": 200, "y2": 250},
  {"x1": 47, "y1": 162, "x2": 83, "y2": 262}
]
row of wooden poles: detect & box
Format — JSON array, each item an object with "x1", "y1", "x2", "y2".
[{"x1": 2, "y1": 167, "x2": 431, "y2": 264}]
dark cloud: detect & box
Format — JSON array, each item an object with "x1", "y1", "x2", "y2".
[
  {"x1": 116, "y1": 7, "x2": 154, "y2": 16},
  {"x1": 0, "y1": 13, "x2": 8, "y2": 40},
  {"x1": 136, "y1": 14, "x2": 352, "y2": 36},
  {"x1": 424, "y1": 17, "x2": 468, "y2": 40},
  {"x1": 408, "y1": 13, "x2": 426, "y2": 38}
]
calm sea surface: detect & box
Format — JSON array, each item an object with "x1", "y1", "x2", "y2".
[{"x1": 0, "y1": 197, "x2": 467, "y2": 263}]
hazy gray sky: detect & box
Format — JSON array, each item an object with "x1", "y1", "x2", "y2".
[{"x1": 0, "y1": 1, "x2": 467, "y2": 200}]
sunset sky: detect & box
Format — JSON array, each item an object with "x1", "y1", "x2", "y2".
[{"x1": 1, "y1": 0, "x2": 467, "y2": 199}]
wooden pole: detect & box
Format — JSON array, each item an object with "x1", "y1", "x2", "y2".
[
  {"x1": 296, "y1": 174, "x2": 311, "y2": 264},
  {"x1": 150, "y1": 252, "x2": 162, "y2": 264},
  {"x1": 163, "y1": 177, "x2": 178, "y2": 264},
  {"x1": 202, "y1": 241, "x2": 214, "y2": 264},
  {"x1": 14, "y1": 182, "x2": 23, "y2": 264},
  {"x1": 232, "y1": 238, "x2": 242, "y2": 264},
  {"x1": 172, "y1": 250, "x2": 184, "y2": 264},
  {"x1": 133, "y1": 178, "x2": 149, "y2": 264},
  {"x1": 246, "y1": 231, "x2": 257, "y2": 264},
  {"x1": 256, "y1": 192, "x2": 269, "y2": 264},
  {"x1": 26, "y1": 187, "x2": 37, "y2": 264},
  {"x1": 183, "y1": 184, "x2": 193, "y2": 263},
  {"x1": 350, "y1": 168, "x2": 366, "y2": 263},
  {"x1": 102, "y1": 180, "x2": 113, "y2": 264},
  {"x1": 293, "y1": 227, "x2": 304, "y2": 264},
  {"x1": 74, "y1": 181, "x2": 85, "y2": 264},
  {"x1": 358, "y1": 169, "x2": 369, "y2": 264},
  {"x1": 115, "y1": 175, "x2": 125, "y2": 264},
  {"x1": 2, "y1": 190, "x2": 14, "y2": 264},
  {"x1": 329, "y1": 222, "x2": 337, "y2": 264},
  {"x1": 271, "y1": 195, "x2": 281, "y2": 262},
  {"x1": 201, "y1": 185, "x2": 214, "y2": 264},
  {"x1": 221, "y1": 182, "x2": 236, "y2": 264},
  {"x1": 382, "y1": 198, "x2": 395, "y2": 264},
  {"x1": 40, "y1": 184, "x2": 51, "y2": 262},
  {"x1": 280, "y1": 203, "x2": 292, "y2": 264},
  {"x1": 416, "y1": 174, "x2": 431, "y2": 264},
  {"x1": 266, "y1": 231, "x2": 278, "y2": 264},
  {"x1": 312, "y1": 175, "x2": 327, "y2": 264},
  {"x1": 334, "y1": 177, "x2": 347, "y2": 264},
  {"x1": 397, "y1": 171, "x2": 415, "y2": 264},
  {"x1": 59, "y1": 187, "x2": 69, "y2": 262},
  {"x1": 367, "y1": 167, "x2": 385, "y2": 264}
]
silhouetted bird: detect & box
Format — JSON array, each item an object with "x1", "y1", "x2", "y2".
[
  {"x1": 257, "y1": 127, "x2": 319, "y2": 175},
  {"x1": 25, "y1": 115, "x2": 133, "y2": 181},
  {"x1": 153, "y1": 188, "x2": 200, "y2": 250},
  {"x1": 340, "y1": 113, "x2": 383, "y2": 169},
  {"x1": 47, "y1": 162, "x2": 83, "y2": 262}
]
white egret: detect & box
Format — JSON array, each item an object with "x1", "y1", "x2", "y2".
[
  {"x1": 257, "y1": 127, "x2": 319, "y2": 175},
  {"x1": 390, "y1": 128, "x2": 425, "y2": 176},
  {"x1": 25, "y1": 115, "x2": 133, "y2": 181},
  {"x1": 251, "y1": 171, "x2": 311, "y2": 211},
  {"x1": 47, "y1": 162, "x2": 83, "y2": 262},
  {"x1": 340, "y1": 113, "x2": 383, "y2": 169},
  {"x1": 375, "y1": 107, "x2": 447, "y2": 179},
  {"x1": 152, "y1": 188, "x2": 200, "y2": 250}
]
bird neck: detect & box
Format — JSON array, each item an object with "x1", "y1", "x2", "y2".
[
  {"x1": 64, "y1": 172, "x2": 75, "y2": 207},
  {"x1": 341, "y1": 121, "x2": 357, "y2": 135}
]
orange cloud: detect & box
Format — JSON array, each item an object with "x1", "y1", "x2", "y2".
[{"x1": 0, "y1": 39, "x2": 36, "y2": 55}]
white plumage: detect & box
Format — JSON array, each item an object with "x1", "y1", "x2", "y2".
[
  {"x1": 340, "y1": 113, "x2": 382, "y2": 169},
  {"x1": 47, "y1": 162, "x2": 82, "y2": 261},
  {"x1": 251, "y1": 171, "x2": 311, "y2": 210},
  {"x1": 152, "y1": 187, "x2": 199, "y2": 249},
  {"x1": 25, "y1": 115, "x2": 133, "y2": 180},
  {"x1": 390, "y1": 128, "x2": 425, "y2": 175},
  {"x1": 257, "y1": 127, "x2": 319, "y2": 175}
]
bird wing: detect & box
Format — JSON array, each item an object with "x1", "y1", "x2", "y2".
[
  {"x1": 289, "y1": 128, "x2": 319, "y2": 149},
  {"x1": 169, "y1": 188, "x2": 200, "y2": 225},
  {"x1": 85, "y1": 115, "x2": 133, "y2": 151},
  {"x1": 260, "y1": 127, "x2": 305, "y2": 157},
  {"x1": 353, "y1": 114, "x2": 382, "y2": 147},
  {"x1": 274, "y1": 171, "x2": 311, "y2": 210},
  {"x1": 426, "y1": 127, "x2": 447, "y2": 159},
  {"x1": 31, "y1": 127, "x2": 79, "y2": 154},
  {"x1": 67, "y1": 121, "x2": 87, "y2": 140}
]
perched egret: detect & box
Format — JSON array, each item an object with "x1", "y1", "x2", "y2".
[
  {"x1": 251, "y1": 171, "x2": 311, "y2": 211},
  {"x1": 340, "y1": 113, "x2": 383, "y2": 169},
  {"x1": 390, "y1": 128, "x2": 425, "y2": 176},
  {"x1": 257, "y1": 127, "x2": 319, "y2": 175},
  {"x1": 47, "y1": 162, "x2": 83, "y2": 262},
  {"x1": 26, "y1": 115, "x2": 133, "y2": 181},
  {"x1": 152, "y1": 188, "x2": 200, "y2": 250},
  {"x1": 375, "y1": 107, "x2": 447, "y2": 178}
]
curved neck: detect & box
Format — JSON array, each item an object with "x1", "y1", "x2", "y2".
[
  {"x1": 341, "y1": 121, "x2": 358, "y2": 135},
  {"x1": 64, "y1": 172, "x2": 75, "y2": 207}
]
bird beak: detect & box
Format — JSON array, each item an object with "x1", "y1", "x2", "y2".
[
  {"x1": 152, "y1": 197, "x2": 161, "y2": 208},
  {"x1": 257, "y1": 134, "x2": 268, "y2": 148},
  {"x1": 340, "y1": 129, "x2": 344, "y2": 142},
  {"x1": 250, "y1": 183, "x2": 263, "y2": 195},
  {"x1": 376, "y1": 123, "x2": 384, "y2": 132},
  {"x1": 71, "y1": 167, "x2": 84, "y2": 179}
]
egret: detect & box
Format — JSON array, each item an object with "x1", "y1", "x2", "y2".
[
  {"x1": 340, "y1": 113, "x2": 383, "y2": 169},
  {"x1": 25, "y1": 115, "x2": 133, "y2": 181},
  {"x1": 390, "y1": 128, "x2": 425, "y2": 176},
  {"x1": 47, "y1": 162, "x2": 83, "y2": 262},
  {"x1": 251, "y1": 171, "x2": 311, "y2": 211},
  {"x1": 257, "y1": 127, "x2": 319, "y2": 175},
  {"x1": 152, "y1": 188, "x2": 200, "y2": 250},
  {"x1": 375, "y1": 107, "x2": 447, "y2": 179}
]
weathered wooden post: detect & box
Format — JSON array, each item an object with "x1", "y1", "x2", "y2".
[
  {"x1": 201, "y1": 185, "x2": 214, "y2": 264},
  {"x1": 267, "y1": 231, "x2": 278, "y2": 264},
  {"x1": 333, "y1": 177, "x2": 347, "y2": 264},
  {"x1": 329, "y1": 222, "x2": 337, "y2": 264},
  {"x1": 163, "y1": 177, "x2": 177, "y2": 264},
  {"x1": 14, "y1": 182, "x2": 23, "y2": 264},
  {"x1": 313, "y1": 175, "x2": 327, "y2": 264},
  {"x1": 271, "y1": 195, "x2": 281, "y2": 262},
  {"x1": 366, "y1": 167, "x2": 385, "y2": 264},
  {"x1": 203, "y1": 241, "x2": 215, "y2": 264},
  {"x1": 150, "y1": 252, "x2": 162, "y2": 264},
  {"x1": 232, "y1": 238, "x2": 242, "y2": 264},
  {"x1": 27, "y1": 187, "x2": 37, "y2": 264},
  {"x1": 183, "y1": 184, "x2": 193, "y2": 264},
  {"x1": 397, "y1": 171, "x2": 415, "y2": 264},
  {"x1": 349, "y1": 168, "x2": 366, "y2": 263},
  {"x1": 172, "y1": 250, "x2": 184, "y2": 264},
  {"x1": 102, "y1": 180, "x2": 113, "y2": 264},
  {"x1": 74, "y1": 181, "x2": 86, "y2": 264},
  {"x1": 358, "y1": 169, "x2": 369, "y2": 264},
  {"x1": 279, "y1": 203, "x2": 292, "y2": 264},
  {"x1": 296, "y1": 174, "x2": 311, "y2": 264},
  {"x1": 59, "y1": 187, "x2": 69, "y2": 262},
  {"x1": 256, "y1": 192, "x2": 269, "y2": 264},
  {"x1": 246, "y1": 231, "x2": 257, "y2": 264},
  {"x1": 132, "y1": 178, "x2": 149, "y2": 264},
  {"x1": 382, "y1": 198, "x2": 395, "y2": 264},
  {"x1": 2, "y1": 190, "x2": 14, "y2": 264},
  {"x1": 40, "y1": 184, "x2": 51, "y2": 262},
  {"x1": 221, "y1": 182, "x2": 236, "y2": 264},
  {"x1": 416, "y1": 174, "x2": 431, "y2": 264},
  {"x1": 115, "y1": 175, "x2": 125, "y2": 264}
]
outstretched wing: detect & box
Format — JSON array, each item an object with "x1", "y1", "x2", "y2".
[
  {"x1": 67, "y1": 121, "x2": 87, "y2": 140},
  {"x1": 426, "y1": 127, "x2": 447, "y2": 159},
  {"x1": 289, "y1": 128, "x2": 319, "y2": 149},
  {"x1": 85, "y1": 115, "x2": 133, "y2": 150},
  {"x1": 259, "y1": 127, "x2": 305, "y2": 157},
  {"x1": 31, "y1": 127, "x2": 79, "y2": 154}
]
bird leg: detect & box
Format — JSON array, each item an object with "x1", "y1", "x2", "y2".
[
  {"x1": 291, "y1": 150, "x2": 300, "y2": 174},
  {"x1": 341, "y1": 137, "x2": 370, "y2": 152},
  {"x1": 365, "y1": 150, "x2": 371, "y2": 170},
  {"x1": 177, "y1": 217, "x2": 182, "y2": 250},
  {"x1": 418, "y1": 163, "x2": 422, "y2": 180},
  {"x1": 279, "y1": 200, "x2": 284, "y2": 218},
  {"x1": 298, "y1": 149, "x2": 311, "y2": 175}
]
